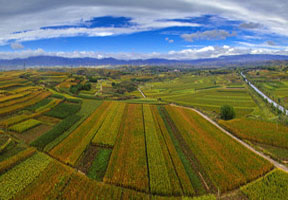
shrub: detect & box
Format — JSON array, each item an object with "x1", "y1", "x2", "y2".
[{"x1": 220, "y1": 105, "x2": 235, "y2": 120}]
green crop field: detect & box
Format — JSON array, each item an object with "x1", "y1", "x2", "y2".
[
  {"x1": 8, "y1": 119, "x2": 42, "y2": 133},
  {"x1": 0, "y1": 68, "x2": 287, "y2": 199},
  {"x1": 247, "y1": 70, "x2": 288, "y2": 109},
  {"x1": 141, "y1": 72, "x2": 256, "y2": 118}
]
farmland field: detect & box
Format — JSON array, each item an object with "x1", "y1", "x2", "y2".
[
  {"x1": 0, "y1": 69, "x2": 287, "y2": 199},
  {"x1": 246, "y1": 69, "x2": 288, "y2": 109},
  {"x1": 141, "y1": 72, "x2": 256, "y2": 118}
]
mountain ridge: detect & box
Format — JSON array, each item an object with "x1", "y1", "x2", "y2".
[{"x1": 0, "y1": 54, "x2": 288, "y2": 68}]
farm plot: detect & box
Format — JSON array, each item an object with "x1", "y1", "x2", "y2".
[
  {"x1": 86, "y1": 147, "x2": 112, "y2": 181},
  {"x1": 36, "y1": 115, "x2": 61, "y2": 125},
  {"x1": 92, "y1": 102, "x2": 126, "y2": 147},
  {"x1": 143, "y1": 104, "x2": 173, "y2": 195},
  {"x1": 165, "y1": 105, "x2": 273, "y2": 192},
  {"x1": 45, "y1": 102, "x2": 81, "y2": 119},
  {"x1": 31, "y1": 114, "x2": 81, "y2": 150},
  {"x1": 75, "y1": 145, "x2": 111, "y2": 174},
  {"x1": 59, "y1": 173, "x2": 123, "y2": 199},
  {"x1": 241, "y1": 169, "x2": 288, "y2": 200},
  {"x1": 26, "y1": 98, "x2": 62, "y2": 113},
  {"x1": 43, "y1": 99, "x2": 102, "y2": 152},
  {"x1": 165, "y1": 88, "x2": 256, "y2": 118},
  {"x1": 157, "y1": 106, "x2": 207, "y2": 195},
  {"x1": 9, "y1": 119, "x2": 41, "y2": 133},
  {"x1": 219, "y1": 118, "x2": 288, "y2": 149},
  {"x1": 0, "y1": 152, "x2": 51, "y2": 200},
  {"x1": 49, "y1": 101, "x2": 111, "y2": 165},
  {"x1": 0, "y1": 91, "x2": 32, "y2": 103},
  {"x1": 0, "y1": 139, "x2": 27, "y2": 163},
  {"x1": 0, "y1": 110, "x2": 47, "y2": 128},
  {"x1": 13, "y1": 160, "x2": 73, "y2": 200},
  {"x1": 0, "y1": 147, "x2": 36, "y2": 174},
  {"x1": 247, "y1": 70, "x2": 288, "y2": 109},
  {"x1": 12, "y1": 124, "x2": 53, "y2": 144},
  {"x1": 104, "y1": 104, "x2": 149, "y2": 193},
  {"x1": 0, "y1": 91, "x2": 42, "y2": 109},
  {"x1": 0, "y1": 91, "x2": 51, "y2": 116},
  {"x1": 151, "y1": 105, "x2": 195, "y2": 196}
]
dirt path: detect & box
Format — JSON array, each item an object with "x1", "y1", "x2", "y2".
[
  {"x1": 138, "y1": 88, "x2": 146, "y2": 98},
  {"x1": 170, "y1": 104, "x2": 288, "y2": 173}
]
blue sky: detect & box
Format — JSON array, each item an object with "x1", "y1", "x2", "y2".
[{"x1": 0, "y1": 0, "x2": 288, "y2": 60}]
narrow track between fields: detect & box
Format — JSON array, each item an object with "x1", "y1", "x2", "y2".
[{"x1": 170, "y1": 104, "x2": 288, "y2": 173}]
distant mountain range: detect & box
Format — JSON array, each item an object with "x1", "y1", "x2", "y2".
[{"x1": 1, "y1": 54, "x2": 288, "y2": 69}]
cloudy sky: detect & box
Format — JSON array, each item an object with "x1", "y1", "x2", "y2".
[{"x1": 1, "y1": 0, "x2": 288, "y2": 60}]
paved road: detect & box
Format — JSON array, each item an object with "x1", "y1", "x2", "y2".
[
  {"x1": 138, "y1": 88, "x2": 146, "y2": 98},
  {"x1": 170, "y1": 104, "x2": 288, "y2": 173},
  {"x1": 241, "y1": 72, "x2": 288, "y2": 115}
]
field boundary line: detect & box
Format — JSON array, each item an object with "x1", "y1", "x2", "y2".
[
  {"x1": 142, "y1": 104, "x2": 151, "y2": 193},
  {"x1": 153, "y1": 107, "x2": 185, "y2": 195},
  {"x1": 170, "y1": 104, "x2": 288, "y2": 173}
]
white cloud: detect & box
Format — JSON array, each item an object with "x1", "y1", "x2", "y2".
[
  {"x1": 237, "y1": 41, "x2": 286, "y2": 50},
  {"x1": 2, "y1": 45, "x2": 288, "y2": 60},
  {"x1": 10, "y1": 42, "x2": 24, "y2": 50},
  {"x1": 0, "y1": 0, "x2": 288, "y2": 45},
  {"x1": 165, "y1": 37, "x2": 174, "y2": 43}
]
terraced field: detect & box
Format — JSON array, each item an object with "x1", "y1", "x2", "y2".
[
  {"x1": 0, "y1": 70, "x2": 287, "y2": 199},
  {"x1": 247, "y1": 70, "x2": 288, "y2": 109},
  {"x1": 142, "y1": 72, "x2": 256, "y2": 118}
]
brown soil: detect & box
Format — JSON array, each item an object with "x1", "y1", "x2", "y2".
[
  {"x1": 10, "y1": 124, "x2": 52, "y2": 144},
  {"x1": 36, "y1": 115, "x2": 61, "y2": 125},
  {"x1": 75, "y1": 145, "x2": 100, "y2": 174}
]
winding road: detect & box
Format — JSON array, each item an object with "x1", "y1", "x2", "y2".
[{"x1": 170, "y1": 104, "x2": 288, "y2": 173}]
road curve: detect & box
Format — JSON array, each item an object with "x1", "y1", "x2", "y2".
[{"x1": 170, "y1": 104, "x2": 288, "y2": 173}]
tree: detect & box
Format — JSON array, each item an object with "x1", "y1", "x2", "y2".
[{"x1": 220, "y1": 105, "x2": 235, "y2": 120}]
